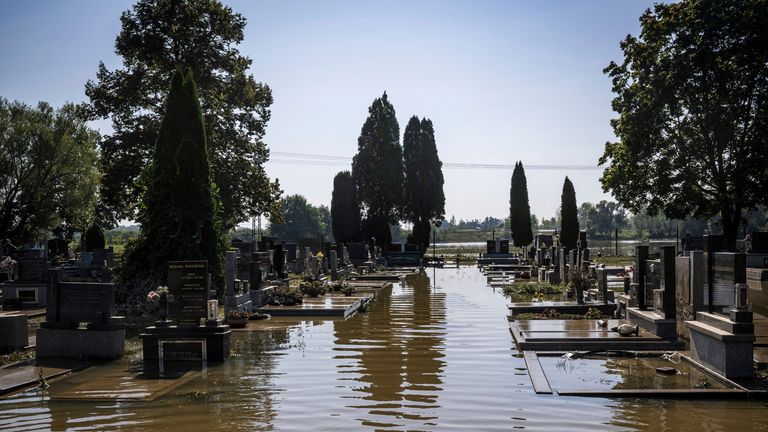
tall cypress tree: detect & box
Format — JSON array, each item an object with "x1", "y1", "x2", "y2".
[
  {"x1": 352, "y1": 92, "x2": 403, "y2": 252},
  {"x1": 403, "y1": 116, "x2": 445, "y2": 253},
  {"x1": 509, "y1": 161, "x2": 533, "y2": 248},
  {"x1": 128, "y1": 69, "x2": 225, "y2": 279},
  {"x1": 560, "y1": 176, "x2": 579, "y2": 250},
  {"x1": 331, "y1": 170, "x2": 361, "y2": 243}
]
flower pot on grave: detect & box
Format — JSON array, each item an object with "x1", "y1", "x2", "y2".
[{"x1": 227, "y1": 318, "x2": 248, "y2": 328}]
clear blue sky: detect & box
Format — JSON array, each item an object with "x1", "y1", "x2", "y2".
[{"x1": 0, "y1": 0, "x2": 659, "y2": 223}]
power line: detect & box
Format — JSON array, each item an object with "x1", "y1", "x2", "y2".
[{"x1": 268, "y1": 151, "x2": 602, "y2": 171}]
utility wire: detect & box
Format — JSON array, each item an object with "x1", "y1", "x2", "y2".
[{"x1": 269, "y1": 151, "x2": 602, "y2": 171}]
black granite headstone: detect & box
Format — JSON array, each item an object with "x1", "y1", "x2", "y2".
[
  {"x1": 16, "y1": 257, "x2": 47, "y2": 282},
  {"x1": 499, "y1": 240, "x2": 510, "y2": 254},
  {"x1": 751, "y1": 232, "x2": 768, "y2": 253},
  {"x1": 168, "y1": 261, "x2": 208, "y2": 326}
]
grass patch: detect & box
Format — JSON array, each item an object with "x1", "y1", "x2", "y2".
[
  {"x1": 513, "y1": 307, "x2": 609, "y2": 320},
  {"x1": 501, "y1": 282, "x2": 569, "y2": 297}
]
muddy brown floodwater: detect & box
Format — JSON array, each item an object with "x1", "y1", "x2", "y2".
[{"x1": 1, "y1": 267, "x2": 767, "y2": 431}]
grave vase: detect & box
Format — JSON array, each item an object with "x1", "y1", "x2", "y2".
[{"x1": 159, "y1": 293, "x2": 169, "y2": 322}]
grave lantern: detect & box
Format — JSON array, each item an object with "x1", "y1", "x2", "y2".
[{"x1": 207, "y1": 300, "x2": 219, "y2": 321}]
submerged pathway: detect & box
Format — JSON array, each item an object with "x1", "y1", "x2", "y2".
[{"x1": 1, "y1": 268, "x2": 767, "y2": 431}]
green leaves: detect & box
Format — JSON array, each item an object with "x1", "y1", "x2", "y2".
[
  {"x1": 270, "y1": 195, "x2": 331, "y2": 243},
  {"x1": 403, "y1": 115, "x2": 445, "y2": 253},
  {"x1": 0, "y1": 99, "x2": 100, "y2": 242},
  {"x1": 560, "y1": 177, "x2": 579, "y2": 250},
  {"x1": 331, "y1": 171, "x2": 361, "y2": 243},
  {"x1": 601, "y1": 0, "x2": 768, "y2": 249},
  {"x1": 509, "y1": 162, "x2": 533, "y2": 248},
  {"x1": 85, "y1": 0, "x2": 279, "y2": 229},
  {"x1": 352, "y1": 92, "x2": 404, "y2": 250},
  {"x1": 127, "y1": 69, "x2": 226, "y2": 279}
]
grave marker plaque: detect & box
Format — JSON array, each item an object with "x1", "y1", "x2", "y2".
[
  {"x1": 56, "y1": 283, "x2": 115, "y2": 324},
  {"x1": 168, "y1": 261, "x2": 208, "y2": 326},
  {"x1": 17, "y1": 257, "x2": 47, "y2": 282}
]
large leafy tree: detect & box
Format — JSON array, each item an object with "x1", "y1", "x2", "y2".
[
  {"x1": 85, "y1": 0, "x2": 280, "y2": 229},
  {"x1": 0, "y1": 99, "x2": 100, "y2": 243},
  {"x1": 403, "y1": 116, "x2": 445, "y2": 253},
  {"x1": 269, "y1": 194, "x2": 324, "y2": 243},
  {"x1": 600, "y1": 0, "x2": 768, "y2": 250},
  {"x1": 352, "y1": 92, "x2": 403, "y2": 252},
  {"x1": 331, "y1": 170, "x2": 361, "y2": 243},
  {"x1": 585, "y1": 200, "x2": 628, "y2": 238},
  {"x1": 560, "y1": 176, "x2": 579, "y2": 250},
  {"x1": 509, "y1": 161, "x2": 533, "y2": 248},
  {"x1": 126, "y1": 69, "x2": 226, "y2": 279}
]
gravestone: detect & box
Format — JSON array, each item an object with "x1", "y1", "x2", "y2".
[
  {"x1": 141, "y1": 261, "x2": 231, "y2": 363},
  {"x1": 750, "y1": 232, "x2": 768, "y2": 253},
  {"x1": 36, "y1": 269, "x2": 124, "y2": 358},
  {"x1": 535, "y1": 234, "x2": 553, "y2": 250},
  {"x1": 683, "y1": 235, "x2": 704, "y2": 251},
  {"x1": 329, "y1": 250, "x2": 338, "y2": 280},
  {"x1": 499, "y1": 240, "x2": 510, "y2": 254},
  {"x1": 559, "y1": 247, "x2": 567, "y2": 283},
  {"x1": 285, "y1": 243, "x2": 298, "y2": 262},
  {"x1": 168, "y1": 261, "x2": 208, "y2": 326},
  {"x1": 486, "y1": 240, "x2": 495, "y2": 254},
  {"x1": 578, "y1": 230, "x2": 588, "y2": 250},
  {"x1": 635, "y1": 245, "x2": 649, "y2": 310},
  {"x1": 703, "y1": 234, "x2": 724, "y2": 253},
  {"x1": 660, "y1": 246, "x2": 676, "y2": 320},
  {"x1": 47, "y1": 238, "x2": 69, "y2": 259},
  {"x1": 273, "y1": 244, "x2": 285, "y2": 278},
  {"x1": 225, "y1": 251, "x2": 237, "y2": 297},
  {"x1": 0, "y1": 313, "x2": 28, "y2": 352},
  {"x1": 16, "y1": 257, "x2": 47, "y2": 282}
]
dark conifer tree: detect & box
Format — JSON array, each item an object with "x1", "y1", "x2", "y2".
[
  {"x1": 403, "y1": 116, "x2": 445, "y2": 253},
  {"x1": 509, "y1": 161, "x2": 533, "y2": 248},
  {"x1": 127, "y1": 69, "x2": 226, "y2": 278},
  {"x1": 331, "y1": 171, "x2": 361, "y2": 243},
  {"x1": 351, "y1": 92, "x2": 403, "y2": 252},
  {"x1": 560, "y1": 176, "x2": 579, "y2": 250}
]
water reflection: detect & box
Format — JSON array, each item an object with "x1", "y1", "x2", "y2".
[{"x1": 333, "y1": 270, "x2": 447, "y2": 429}]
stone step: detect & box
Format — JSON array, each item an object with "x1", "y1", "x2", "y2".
[
  {"x1": 695, "y1": 311, "x2": 754, "y2": 334},
  {"x1": 685, "y1": 320, "x2": 755, "y2": 343}
]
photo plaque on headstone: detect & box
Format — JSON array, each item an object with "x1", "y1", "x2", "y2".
[{"x1": 168, "y1": 260, "x2": 208, "y2": 326}]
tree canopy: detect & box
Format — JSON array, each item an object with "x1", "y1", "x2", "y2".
[
  {"x1": 85, "y1": 0, "x2": 280, "y2": 229},
  {"x1": 509, "y1": 161, "x2": 533, "y2": 247},
  {"x1": 352, "y1": 92, "x2": 403, "y2": 252},
  {"x1": 403, "y1": 116, "x2": 445, "y2": 253},
  {"x1": 600, "y1": 0, "x2": 768, "y2": 250},
  {"x1": 0, "y1": 99, "x2": 100, "y2": 243},
  {"x1": 331, "y1": 171, "x2": 361, "y2": 243},
  {"x1": 269, "y1": 194, "x2": 330, "y2": 243},
  {"x1": 560, "y1": 176, "x2": 579, "y2": 250},
  {"x1": 126, "y1": 69, "x2": 226, "y2": 279}
]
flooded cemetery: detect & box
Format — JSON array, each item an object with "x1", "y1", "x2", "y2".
[
  {"x1": 2, "y1": 235, "x2": 768, "y2": 430},
  {"x1": 3, "y1": 0, "x2": 768, "y2": 431}
]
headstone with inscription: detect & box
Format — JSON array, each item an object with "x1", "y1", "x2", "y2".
[
  {"x1": 168, "y1": 261, "x2": 208, "y2": 326},
  {"x1": 36, "y1": 269, "x2": 125, "y2": 359},
  {"x1": 141, "y1": 261, "x2": 231, "y2": 364}
]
